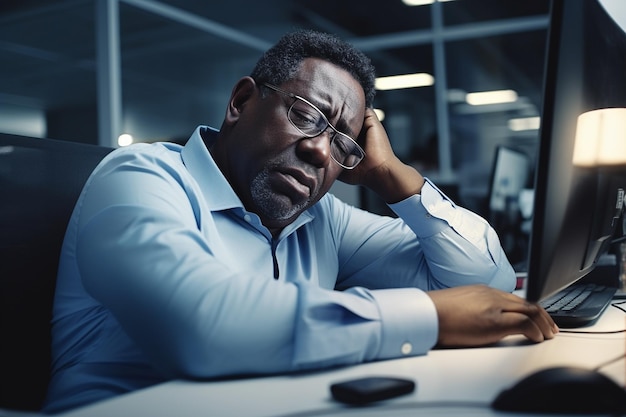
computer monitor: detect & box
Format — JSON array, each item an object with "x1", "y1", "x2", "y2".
[
  {"x1": 487, "y1": 146, "x2": 532, "y2": 265},
  {"x1": 525, "y1": 0, "x2": 626, "y2": 303},
  {"x1": 488, "y1": 146, "x2": 531, "y2": 215}
]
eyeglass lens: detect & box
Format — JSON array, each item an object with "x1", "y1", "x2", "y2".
[{"x1": 287, "y1": 99, "x2": 364, "y2": 168}]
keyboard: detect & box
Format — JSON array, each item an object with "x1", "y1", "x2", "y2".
[{"x1": 540, "y1": 283, "x2": 617, "y2": 328}]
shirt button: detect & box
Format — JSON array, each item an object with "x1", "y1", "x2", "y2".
[
  {"x1": 244, "y1": 214, "x2": 252, "y2": 223},
  {"x1": 401, "y1": 342, "x2": 412, "y2": 355}
]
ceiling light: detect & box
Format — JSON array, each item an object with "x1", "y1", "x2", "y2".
[
  {"x1": 466, "y1": 89, "x2": 518, "y2": 106},
  {"x1": 118, "y1": 133, "x2": 134, "y2": 147},
  {"x1": 375, "y1": 73, "x2": 434, "y2": 90},
  {"x1": 508, "y1": 116, "x2": 540, "y2": 131},
  {"x1": 402, "y1": 0, "x2": 455, "y2": 6}
]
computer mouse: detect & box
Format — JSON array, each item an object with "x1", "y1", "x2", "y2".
[{"x1": 492, "y1": 366, "x2": 626, "y2": 414}]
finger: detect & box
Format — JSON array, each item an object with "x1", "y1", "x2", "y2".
[
  {"x1": 500, "y1": 311, "x2": 547, "y2": 343},
  {"x1": 538, "y1": 305, "x2": 559, "y2": 335},
  {"x1": 528, "y1": 305, "x2": 558, "y2": 339},
  {"x1": 500, "y1": 296, "x2": 559, "y2": 336},
  {"x1": 500, "y1": 298, "x2": 558, "y2": 339},
  {"x1": 359, "y1": 109, "x2": 380, "y2": 139}
]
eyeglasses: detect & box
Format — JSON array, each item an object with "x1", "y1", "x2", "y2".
[{"x1": 263, "y1": 83, "x2": 365, "y2": 169}]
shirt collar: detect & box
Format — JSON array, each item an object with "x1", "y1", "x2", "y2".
[{"x1": 181, "y1": 126, "x2": 243, "y2": 211}]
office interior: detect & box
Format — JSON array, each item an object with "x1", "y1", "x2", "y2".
[
  {"x1": 2, "y1": 1, "x2": 626, "y2": 416},
  {"x1": 1, "y1": 0, "x2": 554, "y2": 267}
]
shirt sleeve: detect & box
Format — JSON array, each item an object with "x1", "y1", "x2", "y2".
[
  {"x1": 389, "y1": 178, "x2": 516, "y2": 292},
  {"x1": 292, "y1": 286, "x2": 438, "y2": 367}
]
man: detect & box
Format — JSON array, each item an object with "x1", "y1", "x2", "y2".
[{"x1": 44, "y1": 30, "x2": 556, "y2": 413}]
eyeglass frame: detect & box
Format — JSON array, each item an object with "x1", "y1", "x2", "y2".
[{"x1": 262, "y1": 83, "x2": 366, "y2": 169}]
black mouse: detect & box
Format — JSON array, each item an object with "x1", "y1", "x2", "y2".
[{"x1": 492, "y1": 366, "x2": 626, "y2": 414}]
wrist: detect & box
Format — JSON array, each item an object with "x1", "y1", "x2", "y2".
[{"x1": 367, "y1": 161, "x2": 425, "y2": 204}]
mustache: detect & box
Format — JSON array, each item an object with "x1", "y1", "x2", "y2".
[{"x1": 267, "y1": 156, "x2": 320, "y2": 191}]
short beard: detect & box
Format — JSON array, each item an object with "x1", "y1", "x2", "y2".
[{"x1": 250, "y1": 167, "x2": 309, "y2": 222}]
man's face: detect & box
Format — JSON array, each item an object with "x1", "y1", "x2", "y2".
[{"x1": 217, "y1": 58, "x2": 366, "y2": 234}]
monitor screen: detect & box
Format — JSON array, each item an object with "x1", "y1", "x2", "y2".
[
  {"x1": 525, "y1": 0, "x2": 626, "y2": 302},
  {"x1": 488, "y1": 146, "x2": 531, "y2": 215},
  {"x1": 488, "y1": 146, "x2": 532, "y2": 266}
]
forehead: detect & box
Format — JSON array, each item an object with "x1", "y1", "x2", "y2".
[{"x1": 285, "y1": 58, "x2": 366, "y2": 134}]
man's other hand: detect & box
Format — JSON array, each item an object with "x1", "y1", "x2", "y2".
[{"x1": 427, "y1": 285, "x2": 558, "y2": 347}]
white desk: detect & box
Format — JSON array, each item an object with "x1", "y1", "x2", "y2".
[{"x1": 56, "y1": 302, "x2": 625, "y2": 417}]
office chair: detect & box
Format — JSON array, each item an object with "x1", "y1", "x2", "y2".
[{"x1": 0, "y1": 133, "x2": 112, "y2": 411}]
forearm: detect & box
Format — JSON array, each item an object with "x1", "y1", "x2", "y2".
[{"x1": 364, "y1": 158, "x2": 426, "y2": 204}]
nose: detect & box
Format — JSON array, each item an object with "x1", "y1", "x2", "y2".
[{"x1": 297, "y1": 128, "x2": 333, "y2": 167}]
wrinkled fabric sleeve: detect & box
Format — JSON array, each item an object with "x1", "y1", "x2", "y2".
[{"x1": 389, "y1": 178, "x2": 516, "y2": 292}]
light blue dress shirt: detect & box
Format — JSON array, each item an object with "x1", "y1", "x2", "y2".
[{"x1": 44, "y1": 126, "x2": 515, "y2": 412}]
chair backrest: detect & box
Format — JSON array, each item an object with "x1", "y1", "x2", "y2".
[{"x1": 0, "y1": 133, "x2": 112, "y2": 411}]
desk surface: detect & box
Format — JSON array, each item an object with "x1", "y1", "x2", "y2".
[{"x1": 56, "y1": 300, "x2": 626, "y2": 417}]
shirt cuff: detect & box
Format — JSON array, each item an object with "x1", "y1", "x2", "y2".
[
  {"x1": 388, "y1": 178, "x2": 455, "y2": 238},
  {"x1": 371, "y1": 288, "x2": 438, "y2": 359}
]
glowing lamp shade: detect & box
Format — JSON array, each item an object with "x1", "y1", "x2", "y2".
[{"x1": 573, "y1": 108, "x2": 626, "y2": 167}]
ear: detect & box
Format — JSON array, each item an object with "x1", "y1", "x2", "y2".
[{"x1": 224, "y1": 76, "x2": 257, "y2": 125}]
